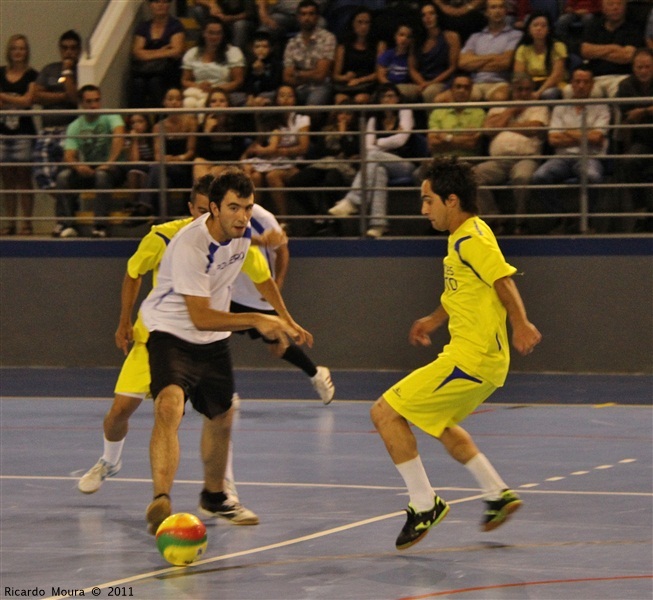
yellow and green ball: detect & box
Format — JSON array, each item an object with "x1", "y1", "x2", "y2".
[{"x1": 156, "y1": 513, "x2": 207, "y2": 566}]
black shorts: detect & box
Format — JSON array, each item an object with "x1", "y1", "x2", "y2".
[
  {"x1": 147, "y1": 330, "x2": 234, "y2": 419},
  {"x1": 230, "y1": 301, "x2": 278, "y2": 344}
]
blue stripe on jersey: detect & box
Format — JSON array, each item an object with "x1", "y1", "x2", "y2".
[
  {"x1": 434, "y1": 366, "x2": 483, "y2": 391},
  {"x1": 153, "y1": 287, "x2": 176, "y2": 309},
  {"x1": 249, "y1": 217, "x2": 273, "y2": 271},
  {"x1": 454, "y1": 236, "x2": 490, "y2": 287},
  {"x1": 155, "y1": 232, "x2": 171, "y2": 245},
  {"x1": 250, "y1": 217, "x2": 265, "y2": 236},
  {"x1": 206, "y1": 242, "x2": 219, "y2": 274}
]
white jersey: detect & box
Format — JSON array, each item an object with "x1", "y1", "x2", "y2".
[
  {"x1": 141, "y1": 213, "x2": 259, "y2": 344},
  {"x1": 231, "y1": 204, "x2": 283, "y2": 311}
]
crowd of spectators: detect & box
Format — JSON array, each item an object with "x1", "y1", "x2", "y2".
[{"x1": 1, "y1": 0, "x2": 652, "y2": 237}]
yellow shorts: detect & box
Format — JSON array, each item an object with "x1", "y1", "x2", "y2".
[
  {"x1": 114, "y1": 341, "x2": 151, "y2": 398},
  {"x1": 383, "y1": 356, "x2": 497, "y2": 439}
]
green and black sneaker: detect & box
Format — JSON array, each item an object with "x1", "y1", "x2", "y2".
[
  {"x1": 396, "y1": 495, "x2": 450, "y2": 550},
  {"x1": 481, "y1": 489, "x2": 522, "y2": 532}
]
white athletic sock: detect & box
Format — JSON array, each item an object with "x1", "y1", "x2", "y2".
[
  {"x1": 465, "y1": 453, "x2": 507, "y2": 500},
  {"x1": 225, "y1": 439, "x2": 234, "y2": 483},
  {"x1": 101, "y1": 437, "x2": 125, "y2": 467},
  {"x1": 395, "y1": 456, "x2": 435, "y2": 512}
]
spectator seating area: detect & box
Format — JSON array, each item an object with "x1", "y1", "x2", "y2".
[{"x1": 0, "y1": 0, "x2": 651, "y2": 237}]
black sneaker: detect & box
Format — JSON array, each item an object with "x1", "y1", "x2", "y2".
[
  {"x1": 396, "y1": 495, "x2": 449, "y2": 550},
  {"x1": 481, "y1": 489, "x2": 522, "y2": 532},
  {"x1": 198, "y1": 488, "x2": 259, "y2": 525}
]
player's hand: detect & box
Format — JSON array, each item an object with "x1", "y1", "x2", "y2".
[
  {"x1": 115, "y1": 322, "x2": 133, "y2": 355},
  {"x1": 512, "y1": 321, "x2": 542, "y2": 356},
  {"x1": 254, "y1": 315, "x2": 302, "y2": 353},
  {"x1": 285, "y1": 319, "x2": 313, "y2": 348},
  {"x1": 409, "y1": 316, "x2": 437, "y2": 347},
  {"x1": 258, "y1": 228, "x2": 288, "y2": 248}
]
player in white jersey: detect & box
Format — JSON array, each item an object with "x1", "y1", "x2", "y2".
[
  {"x1": 140, "y1": 168, "x2": 312, "y2": 534},
  {"x1": 230, "y1": 203, "x2": 335, "y2": 404}
]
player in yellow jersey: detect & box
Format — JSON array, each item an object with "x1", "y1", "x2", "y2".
[{"x1": 371, "y1": 157, "x2": 542, "y2": 550}]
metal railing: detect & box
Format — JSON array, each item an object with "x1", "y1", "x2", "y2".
[{"x1": 0, "y1": 97, "x2": 651, "y2": 237}]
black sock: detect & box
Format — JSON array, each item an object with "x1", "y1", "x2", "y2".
[
  {"x1": 202, "y1": 489, "x2": 228, "y2": 504},
  {"x1": 281, "y1": 343, "x2": 317, "y2": 377}
]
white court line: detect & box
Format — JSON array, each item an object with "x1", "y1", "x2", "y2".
[
  {"x1": 42, "y1": 494, "x2": 484, "y2": 600},
  {"x1": 2, "y1": 475, "x2": 650, "y2": 496}
]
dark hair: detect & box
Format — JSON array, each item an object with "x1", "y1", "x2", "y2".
[
  {"x1": 512, "y1": 11, "x2": 557, "y2": 75},
  {"x1": 192, "y1": 174, "x2": 214, "y2": 202},
  {"x1": 127, "y1": 112, "x2": 152, "y2": 132},
  {"x1": 450, "y1": 70, "x2": 472, "y2": 83},
  {"x1": 374, "y1": 83, "x2": 403, "y2": 120},
  {"x1": 572, "y1": 62, "x2": 594, "y2": 78},
  {"x1": 59, "y1": 30, "x2": 81, "y2": 47},
  {"x1": 78, "y1": 84, "x2": 100, "y2": 100},
  {"x1": 341, "y1": 7, "x2": 374, "y2": 45},
  {"x1": 205, "y1": 87, "x2": 230, "y2": 108},
  {"x1": 252, "y1": 30, "x2": 273, "y2": 45},
  {"x1": 634, "y1": 47, "x2": 653, "y2": 62},
  {"x1": 199, "y1": 16, "x2": 229, "y2": 63},
  {"x1": 374, "y1": 82, "x2": 403, "y2": 103},
  {"x1": 298, "y1": 0, "x2": 319, "y2": 13},
  {"x1": 423, "y1": 156, "x2": 478, "y2": 213},
  {"x1": 209, "y1": 168, "x2": 255, "y2": 206}
]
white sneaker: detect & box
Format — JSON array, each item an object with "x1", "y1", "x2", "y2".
[
  {"x1": 311, "y1": 366, "x2": 335, "y2": 405},
  {"x1": 51, "y1": 224, "x2": 64, "y2": 237},
  {"x1": 78, "y1": 458, "x2": 122, "y2": 494},
  {"x1": 199, "y1": 489, "x2": 259, "y2": 525},
  {"x1": 328, "y1": 198, "x2": 358, "y2": 216},
  {"x1": 60, "y1": 226, "x2": 78, "y2": 238},
  {"x1": 224, "y1": 477, "x2": 239, "y2": 502},
  {"x1": 231, "y1": 392, "x2": 241, "y2": 411},
  {"x1": 365, "y1": 226, "x2": 387, "y2": 239}
]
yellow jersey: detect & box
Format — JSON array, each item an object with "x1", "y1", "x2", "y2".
[
  {"x1": 127, "y1": 218, "x2": 193, "y2": 343},
  {"x1": 439, "y1": 217, "x2": 517, "y2": 387}
]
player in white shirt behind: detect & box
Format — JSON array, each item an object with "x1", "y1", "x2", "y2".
[{"x1": 231, "y1": 203, "x2": 335, "y2": 405}]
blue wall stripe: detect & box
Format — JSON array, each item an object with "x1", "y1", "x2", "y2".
[{"x1": 0, "y1": 237, "x2": 651, "y2": 259}]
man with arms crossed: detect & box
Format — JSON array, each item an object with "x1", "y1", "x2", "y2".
[
  {"x1": 140, "y1": 168, "x2": 312, "y2": 534},
  {"x1": 371, "y1": 156, "x2": 542, "y2": 550}
]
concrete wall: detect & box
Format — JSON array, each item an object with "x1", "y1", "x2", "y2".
[{"x1": 1, "y1": 237, "x2": 651, "y2": 374}]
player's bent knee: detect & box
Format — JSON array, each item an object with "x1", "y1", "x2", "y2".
[
  {"x1": 153, "y1": 387, "x2": 185, "y2": 424},
  {"x1": 370, "y1": 397, "x2": 393, "y2": 428}
]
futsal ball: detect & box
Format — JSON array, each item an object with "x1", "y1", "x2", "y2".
[{"x1": 156, "y1": 513, "x2": 208, "y2": 566}]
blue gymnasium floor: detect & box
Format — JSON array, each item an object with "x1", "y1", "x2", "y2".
[{"x1": 1, "y1": 369, "x2": 652, "y2": 600}]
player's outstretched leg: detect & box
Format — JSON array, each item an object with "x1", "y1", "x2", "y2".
[
  {"x1": 440, "y1": 426, "x2": 522, "y2": 532},
  {"x1": 371, "y1": 397, "x2": 449, "y2": 549},
  {"x1": 272, "y1": 342, "x2": 335, "y2": 404},
  {"x1": 78, "y1": 394, "x2": 142, "y2": 494}
]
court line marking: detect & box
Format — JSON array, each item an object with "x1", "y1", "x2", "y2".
[
  {"x1": 2, "y1": 475, "x2": 651, "y2": 496},
  {"x1": 397, "y1": 574, "x2": 653, "y2": 599},
  {"x1": 519, "y1": 457, "x2": 641, "y2": 489},
  {"x1": 42, "y1": 494, "x2": 484, "y2": 600}
]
